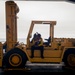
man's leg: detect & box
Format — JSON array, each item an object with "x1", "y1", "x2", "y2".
[
  {"x1": 39, "y1": 46, "x2": 44, "y2": 58},
  {"x1": 31, "y1": 46, "x2": 35, "y2": 58}
]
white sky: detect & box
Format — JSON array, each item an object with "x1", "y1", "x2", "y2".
[{"x1": 0, "y1": 1, "x2": 75, "y2": 41}]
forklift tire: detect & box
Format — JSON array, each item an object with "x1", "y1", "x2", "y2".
[
  {"x1": 63, "y1": 48, "x2": 75, "y2": 68},
  {"x1": 3, "y1": 48, "x2": 28, "y2": 68}
]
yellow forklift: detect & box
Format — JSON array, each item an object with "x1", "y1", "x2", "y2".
[{"x1": 0, "y1": 1, "x2": 75, "y2": 70}]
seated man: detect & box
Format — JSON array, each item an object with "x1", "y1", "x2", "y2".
[{"x1": 30, "y1": 32, "x2": 44, "y2": 58}]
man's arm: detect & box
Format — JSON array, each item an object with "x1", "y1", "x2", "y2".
[{"x1": 38, "y1": 38, "x2": 43, "y2": 46}]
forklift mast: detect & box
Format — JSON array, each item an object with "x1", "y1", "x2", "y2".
[{"x1": 5, "y1": 1, "x2": 19, "y2": 51}]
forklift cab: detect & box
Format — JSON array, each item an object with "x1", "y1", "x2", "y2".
[
  {"x1": 27, "y1": 20, "x2": 56, "y2": 49},
  {"x1": 25, "y1": 21, "x2": 62, "y2": 63}
]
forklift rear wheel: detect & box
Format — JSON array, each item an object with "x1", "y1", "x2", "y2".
[{"x1": 63, "y1": 48, "x2": 75, "y2": 68}]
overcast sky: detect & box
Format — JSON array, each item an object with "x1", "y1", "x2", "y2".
[{"x1": 0, "y1": 1, "x2": 75, "y2": 42}]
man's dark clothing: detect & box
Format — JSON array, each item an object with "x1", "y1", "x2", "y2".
[{"x1": 31, "y1": 45, "x2": 44, "y2": 58}]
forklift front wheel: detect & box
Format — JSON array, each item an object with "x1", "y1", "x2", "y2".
[{"x1": 3, "y1": 48, "x2": 28, "y2": 68}]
